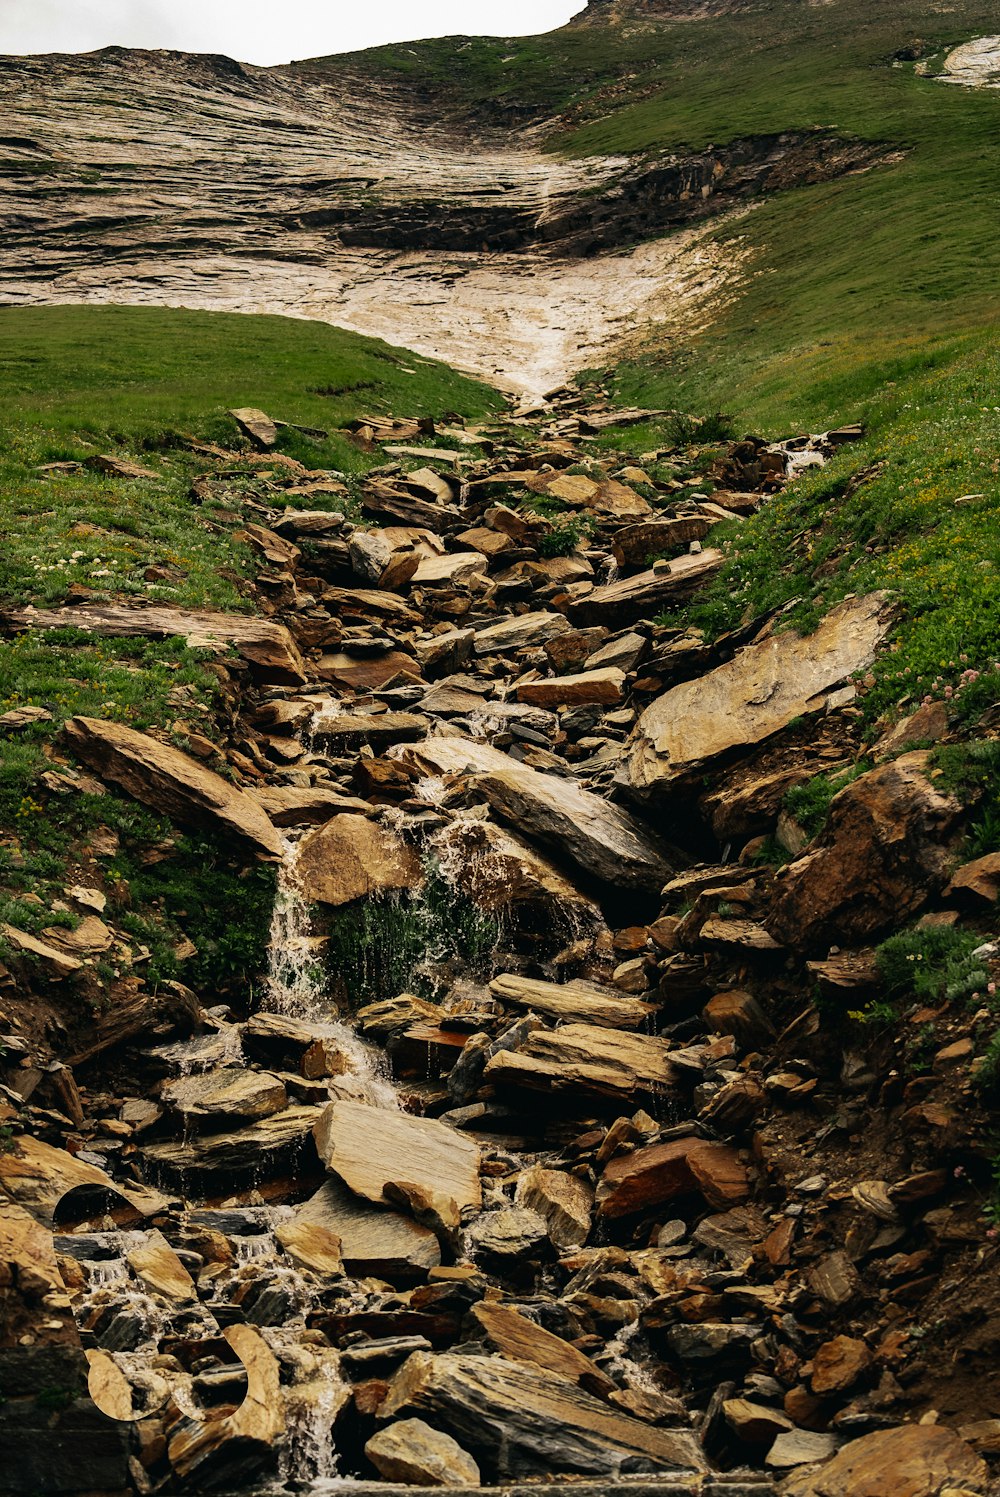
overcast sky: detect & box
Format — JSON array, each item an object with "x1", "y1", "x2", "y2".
[{"x1": 0, "y1": 1, "x2": 588, "y2": 65}]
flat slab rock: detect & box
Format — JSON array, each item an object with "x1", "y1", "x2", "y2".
[
  {"x1": 63, "y1": 716, "x2": 281, "y2": 858},
  {"x1": 313, "y1": 1100, "x2": 482, "y2": 1212},
  {"x1": 2, "y1": 603, "x2": 306, "y2": 684},
  {"x1": 380, "y1": 1350, "x2": 707, "y2": 1479},
  {"x1": 297, "y1": 1177, "x2": 441, "y2": 1279},
  {"x1": 402, "y1": 733, "x2": 674, "y2": 892},
  {"x1": 622, "y1": 593, "x2": 893, "y2": 795},
  {"x1": 485, "y1": 1021, "x2": 675, "y2": 1102},
  {"x1": 780, "y1": 1422, "x2": 987, "y2": 1497},
  {"x1": 490, "y1": 972, "x2": 653, "y2": 1029},
  {"x1": 568, "y1": 552, "x2": 722, "y2": 627}
]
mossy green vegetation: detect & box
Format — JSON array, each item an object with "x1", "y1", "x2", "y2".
[
  {"x1": 669, "y1": 340, "x2": 1000, "y2": 730},
  {"x1": 876, "y1": 925, "x2": 987, "y2": 1008},
  {"x1": 323, "y1": 867, "x2": 502, "y2": 1009},
  {"x1": 0, "y1": 305, "x2": 497, "y2": 990}
]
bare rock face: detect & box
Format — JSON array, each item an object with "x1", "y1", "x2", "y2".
[
  {"x1": 366, "y1": 1418, "x2": 481, "y2": 1487},
  {"x1": 312, "y1": 1100, "x2": 482, "y2": 1213},
  {"x1": 379, "y1": 1350, "x2": 707, "y2": 1479},
  {"x1": 62, "y1": 716, "x2": 282, "y2": 858},
  {"x1": 295, "y1": 813, "x2": 423, "y2": 906},
  {"x1": 767, "y1": 752, "x2": 961, "y2": 949},
  {"x1": 622, "y1": 593, "x2": 894, "y2": 795}
]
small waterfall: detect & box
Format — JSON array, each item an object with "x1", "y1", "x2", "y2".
[
  {"x1": 265, "y1": 834, "x2": 399, "y2": 1110},
  {"x1": 266, "y1": 836, "x2": 327, "y2": 1018}
]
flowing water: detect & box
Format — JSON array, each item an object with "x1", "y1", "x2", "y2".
[{"x1": 265, "y1": 835, "x2": 399, "y2": 1110}]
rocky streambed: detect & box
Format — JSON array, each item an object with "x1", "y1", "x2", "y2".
[{"x1": 2, "y1": 390, "x2": 999, "y2": 1497}]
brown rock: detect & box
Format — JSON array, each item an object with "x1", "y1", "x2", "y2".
[
  {"x1": 62, "y1": 717, "x2": 282, "y2": 857},
  {"x1": 623, "y1": 593, "x2": 892, "y2": 795},
  {"x1": 489, "y1": 973, "x2": 652, "y2": 1030},
  {"x1": 379, "y1": 1350, "x2": 707, "y2": 1479},
  {"x1": 295, "y1": 814, "x2": 423, "y2": 906},
  {"x1": 471, "y1": 1302, "x2": 613, "y2": 1398},
  {"x1": 229, "y1": 406, "x2": 278, "y2": 447},
  {"x1": 810, "y1": 1335, "x2": 872, "y2": 1395},
  {"x1": 517, "y1": 668, "x2": 625, "y2": 709},
  {"x1": 946, "y1": 852, "x2": 1000, "y2": 904},
  {"x1": 598, "y1": 1137, "x2": 749, "y2": 1218},
  {"x1": 780, "y1": 1422, "x2": 987, "y2": 1497},
  {"x1": 805, "y1": 1251, "x2": 860, "y2": 1308},
  {"x1": 485, "y1": 1022, "x2": 674, "y2": 1104},
  {"x1": 404, "y1": 734, "x2": 674, "y2": 892},
  {"x1": 569, "y1": 553, "x2": 723, "y2": 628},
  {"x1": 723, "y1": 1397, "x2": 793, "y2": 1446},
  {"x1": 515, "y1": 1164, "x2": 593, "y2": 1250},
  {"x1": 366, "y1": 1418, "x2": 480, "y2": 1486},
  {"x1": 275, "y1": 1220, "x2": 344, "y2": 1277},
  {"x1": 704, "y1": 990, "x2": 775, "y2": 1047},
  {"x1": 296, "y1": 1178, "x2": 441, "y2": 1279},
  {"x1": 768, "y1": 752, "x2": 960, "y2": 948},
  {"x1": 313, "y1": 1100, "x2": 481, "y2": 1212}
]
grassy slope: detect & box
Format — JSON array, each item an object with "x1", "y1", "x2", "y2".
[
  {"x1": 326, "y1": 2, "x2": 1000, "y2": 728},
  {"x1": 0, "y1": 305, "x2": 498, "y2": 993}
]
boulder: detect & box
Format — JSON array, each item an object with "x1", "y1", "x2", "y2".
[
  {"x1": 403, "y1": 734, "x2": 674, "y2": 892},
  {"x1": 473, "y1": 611, "x2": 571, "y2": 655},
  {"x1": 612, "y1": 518, "x2": 710, "y2": 568},
  {"x1": 296, "y1": 1178, "x2": 440, "y2": 1279},
  {"x1": 62, "y1": 718, "x2": 282, "y2": 858},
  {"x1": 466, "y1": 1207, "x2": 549, "y2": 1264},
  {"x1": 946, "y1": 851, "x2": 1000, "y2": 904},
  {"x1": 723, "y1": 1397, "x2": 793, "y2": 1446},
  {"x1": 379, "y1": 1351, "x2": 707, "y2": 1479},
  {"x1": 295, "y1": 814, "x2": 423, "y2": 906},
  {"x1": 229, "y1": 406, "x2": 278, "y2": 447},
  {"x1": 597, "y1": 1136, "x2": 749, "y2": 1218},
  {"x1": 140, "y1": 1106, "x2": 323, "y2": 1184},
  {"x1": 168, "y1": 1325, "x2": 282, "y2": 1481},
  {"x1": 780, "y1": 1423, "x2": 987, "y2": 1497},
  {"x1": 622, "y1": 593, "x2": 893, "y2": 795},
  {"x1": 810, "y1": 1335, "x2": 872, "y2": 1394},
  {"x1": 274, "y1": 1220, "x2": 344, "y2": 1277},
  {"x1": 514, "y1": 1165, "x2": 593, "y2": 1250},
  {"x1": 366, "y1": 1418, "x2": 481, "y2": 1487},
  {"x1": 431, "y1": 820, "x2": 605, "y2": 932},
  {"x1": 0, "y1": 1135, "x2": 171, "y2": 1225},
  {"x1": 768, "y1": 753, "x2": 960, "y2": 948},
  {"x1": 160, "y1": 1069, "x2": 288, "y2": 1127},
  {"x1": 312, "y1": 1100, "x2": 481, "y2": 1212},
  {"x1": 1, "y1": 604, "x2": 306, "y2": 684}
]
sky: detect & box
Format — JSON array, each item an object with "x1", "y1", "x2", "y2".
[{"x1": 0, "y1": 0, "x2": 589, "y2": 65}]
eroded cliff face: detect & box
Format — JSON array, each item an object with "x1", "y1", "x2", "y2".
[{"x1": 0, "y1": 44, "x2": 884, "y2": 394}]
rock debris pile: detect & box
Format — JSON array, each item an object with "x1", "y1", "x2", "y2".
[{"x1": 1, "y1": 389, "x2": 998, "y2": 1497}]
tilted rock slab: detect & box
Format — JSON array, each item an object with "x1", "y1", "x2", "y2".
[
  {"x1": 621, "y1": 592, "x2": 894, "y2": 796},
  {"x1": 3, "y1": 603, "x2": 306, "y2": 684},
  {"x1": 63, "y1": 717, "x2": 282, "y2": 858},
  {"x1": 313, "y1": 1100, "x2": 482, "y2": 1213},
  {"x1": 403, "y1": 734, "x2": 674, "y2": 892},
  {"x1": 597, "y1": 1135, "x2": 750, "y2": 1218},
  {"x1": 780, "y1": 1421, "x2": 987, "y2": 1497},
  {"x1": 379, "y1": 1350, "x2": 707, "y2": 1479},
  {"x1": 489, "y1": 972, "x2": 653, "y2": 1029}
]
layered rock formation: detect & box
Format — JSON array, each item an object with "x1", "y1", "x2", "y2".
[{"x1": 0, "y1": 45, "x2": 887, "y2": 393}]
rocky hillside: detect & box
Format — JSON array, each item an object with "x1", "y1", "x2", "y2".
[{"x1": 3, "y1": 371, "x2": 1000, "y2": 1497}]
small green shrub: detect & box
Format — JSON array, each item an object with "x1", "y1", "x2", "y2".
[
  {"x1": 538, "y1": 517, "x2": 594, "y2": 557},
  {"x1": 783, "y1": 761, "x2": 871, "y2": 838},
  {"x1": 876, "y1": 925, "x2": 986, "y2": 1005}
]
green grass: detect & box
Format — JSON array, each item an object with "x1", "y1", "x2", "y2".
[{"x1": 0, "y1": 304, "x2": 498, "y2": 989}]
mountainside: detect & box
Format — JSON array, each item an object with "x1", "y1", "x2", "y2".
[{"x1": 4, "y1": 4, "x2": 1000, "y2": 1496}]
